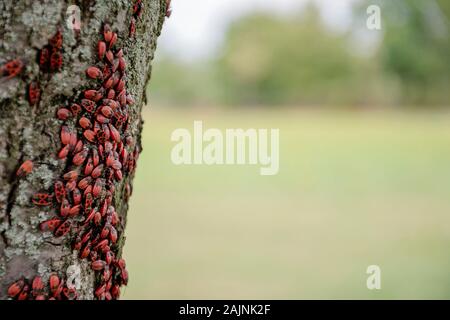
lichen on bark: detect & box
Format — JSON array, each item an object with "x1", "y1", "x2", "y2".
[{"x1": 0, "y1": 0, "x2": 166, "y2": 299}]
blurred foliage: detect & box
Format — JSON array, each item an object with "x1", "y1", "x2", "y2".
[
  {"x1": 357, "y1": 0, "x2": 450, "y2": 105},
  {"x1": 148, "y1": 0, "x2": 449, "y2": 107},
  {"x1": 216, "y1": 6, "x2": 367, "y2": 106},
  {"x1": 147, "y1": 59, "x2": 220, "y2": 107}
]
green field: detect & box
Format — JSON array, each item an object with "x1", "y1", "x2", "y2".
[{"x1": 122, "y1": 107, "x2": 450, "y2": 299}]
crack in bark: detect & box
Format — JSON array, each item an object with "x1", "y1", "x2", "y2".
[
  {"x1": 0, "y1": 230, "x2": 7, "y2": 247},
  {"x1": 2, "y1": 127, "x2": 26, "y2": 246},
  {"x1": 2, "y1": 177, "x2": 18, "y2": 247},
  {"x1": 43, "y1": 240, "x2": 63, "y2": 246}
]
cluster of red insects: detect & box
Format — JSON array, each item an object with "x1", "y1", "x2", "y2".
[
  {"x1": 0, "y1": 29, "x2": 63, "y2": 106},
  {"x1": 28, "y1": 30, "x2": 64, "y2": 107},
  {"x1": 38, "y1": 29, "x2": 63, "y2": 73},
  {"x1": 0, "y1": 59, "x2": 24, "y2": 80},
  {"x1": 6, "y1": 0, "x2": 174, "y2": 300},
  {"x1": 10, "y1": 21, "x2": 141, "y2": 300},
  {"x1": 129, "y1": 0, "x2": 171, "y2": 36},
  {"x1": 8, "y1": 275, "x2": 77, "y2": 300},
  {"x1": 129, "y1": 0, "x2": 143, "y2": 37}
]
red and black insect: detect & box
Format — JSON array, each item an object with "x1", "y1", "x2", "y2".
[
  {"x1": 63, "y1": 170, "x2": 78, "y2": 181},
  {"x1": 70, "y1": 103, "x2": 82, "y2": 116},
  {"x1": 7, "y1": 279, "x2": 25, "y2": 298},
  {"x1": 72, "y1": 148, "x2": 89, "y2": 166},
  {"x1": 69, "y1": 204, "x2": 81, "y2": 217},
  {"x1": 60, "y1": 199, "x2": 71, "y2": 217},
  {"x1": 129, "y1": 18, "x2": 136, "y2": 37},
  {"x1": 17, "y1": 284, "x2": 30, "y2": 300},
  {"x1": 109, "y1": 33, "x2": 118, "y2": 48},
  {"x1": 84, "y1": 193, "x2": 94, "y2": 213},
  {"x1": 81, "y1": 99, "x2": 97, "y2": 113},
  {"x1": 105, "y1": 51, "x2": 114, "y2": 65},
  {"x1": 39, "y1": 47, "x2": 50, "y2": 70},
  {"x1": 57, "y1": 107, "x2": 71, "y2": 120},
  {"x1": 72, "y1": 187, "x2": 82, "y2": 205},
  {"x1": 27, "y1": 82, "x2": 41, "y2": 106},
  {"x1": 39, "y1": 218, "x2": 62, "y2": 232},
  {"x1": 98, "y1": 41, "x2": 106, "y2": 60},
  {"x1": 54, "y1": 180, "x2": 66, "y2": 203},
  {"x1": 31, "y1": 276, "x2": 44, "y2": 297},
  {"x1": 92, "y1": 178, "x2": 104, "y2": 197},
  {"x1": 92, "y1": 260, "x2": 107, "y2": 271},
  {"x1": 133, "y1": 0, "x2": 143, "y2": 18},
  {"x1": 84, "y1": 157, "x2": 94, "y2": 176},
  {"x1": 0, "y1": 59, "x2": 24, "y2": 79},
  {"x1": 60, "y1": 126, "x2": 72, "y2": 145},
  {"x1": 50, "y1": 51, "x2": 63, "y2": 71},
  {"x1": 49, "y1": 30, "x2": 63, "y2": 49},
  {"x1": 32, "y1": 193, "x2": 53, "y2": 206},
  {"x1": 73, "y1": 140, "x2": 84, "y2": 154},
  {"x1": 103, "y1": 24, "x2": 113, "y2": 42},
  {"x1": 97, "y1": 114, "x2": 110, "y2": 125},
  {"x1": 78, "y1": 176, "x2": 93, "y2": 190},
  {"x1": 49, "y1": 274, "x2": 61, "y2": 296},
  {"x1": 80, "y1": 242, "x2": 91, "y2": 259},
  {"x1": 84, "y1": 89, "x2": 103, "y2": 101},
  {"x1": 91, "y1": 164, "x2": 104, "y2": 179},
  {"x1": 58, "y1": 144, "x2": 70, "y2": 159},
  {"x1": 66, "y1": 179, "x2": 77, "y2": 192},
  {"x1": 79, "y1": 116, "x2": 92, "y2": 129},
  {"x1": 54, "y1": 219, "x2": 71, "y2": 237},
  {"x1": 16, "y1": 160, "x2": 33, "y2": 177},
  {"x1": 86, "y1": 66, "x2": 103, "y2": 79},
  {"x1": 83, "y1": 129, "x2": 96, "y2": 143}
]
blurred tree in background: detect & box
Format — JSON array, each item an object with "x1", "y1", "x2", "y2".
[
  {"x1": 215, "y1": 5, "x2": 365, "y2": 106},
  {"x1": 148, "y1": 0, "x2": 449, "y2": 108},
  {"x1": 147, "y1": 58, "x2": 220, "y2": 106},
  {"x1": 357, "y1": 0, "x2": 450, "y2": 106}
]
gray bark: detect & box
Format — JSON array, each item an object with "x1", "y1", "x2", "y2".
[{"x1": 0, "y1": 0, "x2": 166, "y2": 299}]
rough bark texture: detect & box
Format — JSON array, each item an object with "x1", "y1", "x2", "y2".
[{"x1": 0, "y1": 0, "x2": 165, "y2": 299}]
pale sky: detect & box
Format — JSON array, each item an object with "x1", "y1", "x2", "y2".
[{"x1": 158, "y1": 0, "x2": 357, "y2": 62}]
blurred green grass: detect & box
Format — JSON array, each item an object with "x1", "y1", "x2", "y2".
[{"x1": 122, "y1": 107, "x2": 450, "y2": 299}]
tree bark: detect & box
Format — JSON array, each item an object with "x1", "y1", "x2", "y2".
[{"x1": 0, "y1": 0, "x2": 166, "y2": 299}]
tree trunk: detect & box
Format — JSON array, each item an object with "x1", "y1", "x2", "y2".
[{"x1": 0, "y1": 0, "x2": 166, "y2": 300}]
